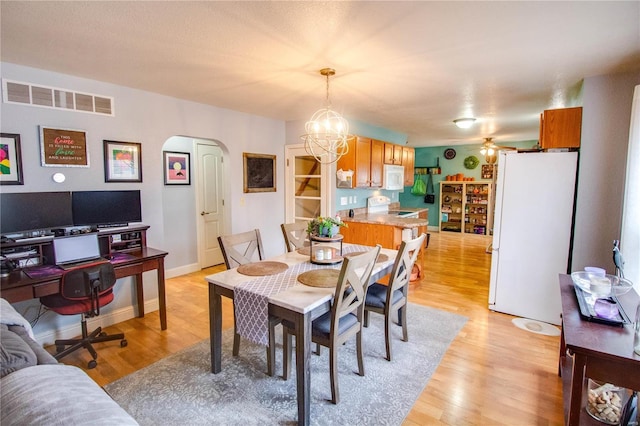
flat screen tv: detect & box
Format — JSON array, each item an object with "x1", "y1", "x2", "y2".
[
  {"x1": 72, "y1": 190, "x2": 142, "y2": 228},
  {"x1": 0, "y1": 191, "x2": 73, "y2": 235}
]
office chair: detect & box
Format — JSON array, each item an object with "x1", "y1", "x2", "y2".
[{"x1": 40, "y1": 262, "x2": 127, "y2": 369}]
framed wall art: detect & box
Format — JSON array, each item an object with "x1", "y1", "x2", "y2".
[
  {"x1": 40, "y1": 126, "x2": 89, "y2": 167},
  {"x1": 0, "y1": 133, "x2": 24, "y2": 185},
  {"x1": 163, "y1": 151, "x2": 191, "y2": 185},
  {"x1": 243, "y1": 152, "x2": 276, "y2": 193},
  {"x1": 103, "y1": 140, "x2": 142, "y2": 182}
]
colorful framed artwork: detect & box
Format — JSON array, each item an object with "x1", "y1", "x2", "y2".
[
  {"x1": 163, "y1": 151, "x2": 190, "y2": 185},
  {"x1": 0, "y1": 133, "x2": 24, "y2": 185},
  {"x1": 103, "y1": 140, "x2": 143, "y2": 182},
  {"x1": 243, "y1": 152, "x2": 276, "y2": 193},
  {"x1": 39, "y1": 126, "x2": 89, "y2": 167}
]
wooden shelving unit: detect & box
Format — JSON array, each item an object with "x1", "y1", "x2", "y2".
[{"x1": 439, "y1": 181, "x2": 493, "y2": 235}]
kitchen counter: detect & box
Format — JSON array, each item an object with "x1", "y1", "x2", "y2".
[{"x1": 345, "y1": 211, "x2": 427, "y2": 228}]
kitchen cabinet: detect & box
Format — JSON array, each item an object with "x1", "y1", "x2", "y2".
[
  {"x1": 439, "y1": 181, "x2": 493, "y2": 235},
  {"x1": 402, "y1": 146, "x2": 415, "y2": 186},
  {"x1": 384, "y1": 143, "x2": 403, "y2": 165},
  {"x1": 341, "y1": 221, "x2": 426, "y2": 250},
  {"x1": 539, "y1": 106, "x2": 582, "y2": 149},
  {"x1": 337, "y1": 136, "x2": 384, "y2": 188}
]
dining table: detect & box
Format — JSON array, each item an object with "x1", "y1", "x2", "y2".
[{"x1": 205, "y1": 243, "x2": 398, "y2": 426}]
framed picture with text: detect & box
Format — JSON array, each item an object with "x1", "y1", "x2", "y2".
[
  {"x1": 163, "y1": 151, "x2": 191, "y2": 185},
  {"x1": 40, "y1": 126, "x2": 89, "y2": 167},
  {"x1": 0, "y1": 133, "x2": 24, "y2": 185},
  {"x1": 103, "y1": 140, "x2": 143, "y2": 182}
]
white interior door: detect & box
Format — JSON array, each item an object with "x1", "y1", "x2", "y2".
[
  {"x1": 196, "y1": 142, "x2": 224, "y2": 267},
  {"x1": 284, "y1": 144, "x2": 332, "y2": 223}
]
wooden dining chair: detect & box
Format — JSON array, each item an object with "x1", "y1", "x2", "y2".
[
  {"x1": 280, "y1": 222, "x2": 310, "y2": 252},
  {"x1": 217, "y1": 229, "x2": 279, "y2": 376},
  {"x1": 364, "y1": 233, "x2": 426, "y2": 361},
  {"x1": 217, "y1": 229, "x2": 264, "y2": 269},
  {"x1": 282, "y1": 244, "x2": 381, "y2": 404}
]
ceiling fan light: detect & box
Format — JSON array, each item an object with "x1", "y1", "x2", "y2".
[
  {"x1": 480, "y1": 148, "x2": 487, "y2": 155},
  {"x1": 453, "y1": 117, "x2": 476, "y2": 129},
  {"x1": 487, "y1": 148, "x2": 495, "y2": 156}
]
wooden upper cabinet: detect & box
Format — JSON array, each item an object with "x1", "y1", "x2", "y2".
[
  {"x1": 402, "y1": 146, "x2": 415, "y2": 186},
  {"x1": 384, "y1": 143, "x2": 403, "y2": 165},
  {"x1": 336, "y1": 136, "x2": 384, "y2": 188},
  {"x1": 370, "y1": 139, "x2": 384, "y2": 187},
  {"x1": 539, "y1": 107, "x2": 582, "y2": 149}
]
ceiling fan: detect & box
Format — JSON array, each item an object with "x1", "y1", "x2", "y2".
[
  {"x1": 479, "y1": 137, "x2": 517, "y2": 164},
  {"x1": 479, "y1": 137, "x2": 517, "y2": 156}
]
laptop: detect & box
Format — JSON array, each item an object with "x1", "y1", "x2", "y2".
[{"x1": 53, "y1": 233, "x2": 105, "y2": 270}]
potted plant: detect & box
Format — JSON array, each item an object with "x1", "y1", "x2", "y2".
[{"x1": 307, "y1": 215, "x2": 347, "y2": 238}]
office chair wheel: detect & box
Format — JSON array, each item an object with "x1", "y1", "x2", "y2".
[
  {"x1": 120, "y1": 339, "x2": 128, "y2": 348},
  {"x1": 87, "y1": 359, "x2": 98, "y2": 369}
]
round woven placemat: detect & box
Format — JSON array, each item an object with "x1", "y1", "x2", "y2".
[
  {"x1": 297, "y1": 269, "x2": 340, "y2": 288},
  {"x1": 237, "y1": 261, "x2": 288, "y2": 276},
  {"x1": 296, "y1": 246, "x2": 311, "y2": 256},
  {"x1": 344, "y1": 251, "x2": 389, "y2": 263}
]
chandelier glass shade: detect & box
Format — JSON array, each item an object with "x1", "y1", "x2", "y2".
[{"x1": 301, "y1": 68, "x2": 352, "y2": 164}]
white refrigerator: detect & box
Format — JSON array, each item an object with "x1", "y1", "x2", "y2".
[{"x1": 488, "y1": 150, "x2": 578, "y2": 325}]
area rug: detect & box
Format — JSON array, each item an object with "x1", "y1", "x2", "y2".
[{"x1": 104, "y1": 303, "x2": 467, "y2": 425}]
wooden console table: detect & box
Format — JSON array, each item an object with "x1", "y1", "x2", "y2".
[
  {"x1": 1, "y1": 226, "x2": 169, "y2": 330},
  {"x1": 558, "y1": 273, "x2": 639, "y2": 425}
]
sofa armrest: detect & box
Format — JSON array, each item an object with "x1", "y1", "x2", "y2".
[{"x1": 1, "y1": 364, "x2": 138, "y2": 425}]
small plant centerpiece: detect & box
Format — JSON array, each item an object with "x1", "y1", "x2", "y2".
[{"x1": 307, "y1": 215, "x2": 347, "y2": 238}]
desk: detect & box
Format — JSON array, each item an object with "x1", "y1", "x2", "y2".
[
  {"x1": 206, "y1": 244, "x2": 397, "y2": 426},
  {"x1": 558, "y1": 274, "x2": 640, "y2": 425},
  {"x1": 1, "y1": 247, "x2": 169, "y2": 330}
]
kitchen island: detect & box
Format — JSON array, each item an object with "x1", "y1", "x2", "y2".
[{"x1": 337, "y1": 205, "x2": 428, "y2": 249}]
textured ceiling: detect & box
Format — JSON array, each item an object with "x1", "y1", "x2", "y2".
[{"x1": 1, "y1": 1, "x2": 639, "y2": 147}]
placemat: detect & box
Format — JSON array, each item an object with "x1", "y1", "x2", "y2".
[
  {"x1": 237, "y1": 261, "x2": 289, "y2": 276},
  {"x1": 296, "y1": 247, "x2": 311, "y2": 256},
  {"x1": 297, "y1": 269, "x2": 341, "y2": 288},
  {"x1": 344, "y1": 251, "x2": 389, "y2": 263}
]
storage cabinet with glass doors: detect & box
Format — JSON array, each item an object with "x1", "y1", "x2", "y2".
[{"x1": 439, "y1": 181, "x2": 493, "y2": 235}]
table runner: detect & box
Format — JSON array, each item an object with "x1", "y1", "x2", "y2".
[{"x1": 235, "y1": 244, "x2": 372, "y2": 346}]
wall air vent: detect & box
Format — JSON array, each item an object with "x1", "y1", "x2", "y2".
[{"x1": 2, "y1": 79, "x2": 114, "y2": 116}]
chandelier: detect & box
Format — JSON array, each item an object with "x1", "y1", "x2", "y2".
[{"x1": 300, "y1": 68, "x2": 352, "y2": 164}]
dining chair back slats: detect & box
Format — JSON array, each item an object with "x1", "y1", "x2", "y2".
[
  {"x1": 364, "y1": 233, "x2": 426, "y2": 361},
  {"x1": 218, "y1": 229, "x2": 264, "y2": 269},
  {"x1": 280, "y1": 222, "x2": 309, "y2": 252}
]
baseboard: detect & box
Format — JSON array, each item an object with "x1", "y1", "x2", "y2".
[
  {"x1": 166, "y1": 262, "x2": 200, "y2": 279},
  {"x1": 34, "y1": 298, "x2": 160, "y2": 346}
]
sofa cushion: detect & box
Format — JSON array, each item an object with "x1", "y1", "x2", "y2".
[
  {"x1": 1, "y1": 364, "x2": 138, "y2": 425},
  {"x1": 0, "y1": 324, "x2": 37, "y2": 378}
]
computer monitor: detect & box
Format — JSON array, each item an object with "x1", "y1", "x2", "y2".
[
  {"x1": 0, "y1": 192, "x2": 73, "y2": 235},
  {"x1": 72, "y1": 190, "x2": 141, "y2": 228}
]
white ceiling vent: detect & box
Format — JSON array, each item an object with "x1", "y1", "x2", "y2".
[{"x1": 2, "y1": 79, "x2": 114, "y2": 116}]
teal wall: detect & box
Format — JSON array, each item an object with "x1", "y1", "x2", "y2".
[{"x1": 399, "y1": 141, "x2": 536, "y2": 227}]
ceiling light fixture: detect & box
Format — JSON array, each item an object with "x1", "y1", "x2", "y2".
[
  {"x1": 301, "y1": 68, "x2": 353, "y2": 164},
  {"x1": 453, "y1": 117, "x2": 476, "y2": 129}
]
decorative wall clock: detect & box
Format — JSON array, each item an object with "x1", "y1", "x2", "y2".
[{"x1": 444, "y1": 148, "x2": 456, "y2": 160}]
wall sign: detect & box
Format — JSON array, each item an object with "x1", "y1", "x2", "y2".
[{"x1": 40, "y1": 126, "x2": 89, "y2": 167}]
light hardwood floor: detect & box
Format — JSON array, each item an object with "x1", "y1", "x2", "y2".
[{"x1": 51, "y1": 232, "x2": 564, "y2": 425}]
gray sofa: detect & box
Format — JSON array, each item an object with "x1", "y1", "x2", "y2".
[{"x1": 0, "y1": 298, "x2": 138, "y2": 425}]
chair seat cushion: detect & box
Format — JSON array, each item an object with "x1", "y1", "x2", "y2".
[
  {"x1": 365, "y1": 283, "x2": 403, "y2": 309},
  {"x1": 40, "y1": 290, "x2": 114, "y2": 315},
  {"x1": 311, "y1": 311, "x2": 358, "y2": 339}
]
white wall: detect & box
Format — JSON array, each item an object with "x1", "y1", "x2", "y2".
[
  {"x1": 572, "y1": 71, "x2": 640, "y2": 273},
  {"x1": 1, "y1": 62, "x2": 285, "y2": 342}
]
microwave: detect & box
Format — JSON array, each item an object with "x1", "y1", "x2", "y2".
[{"x1": 383, "y1": 165, "x2": 405, "y2": 190}]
